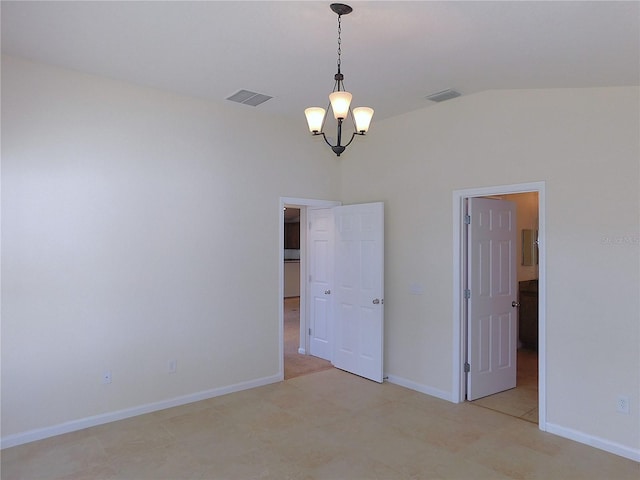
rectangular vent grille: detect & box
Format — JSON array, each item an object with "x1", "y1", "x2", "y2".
[
  {"x1": 426, "y1": 89, "x2": 461, "y2": 103},
  {"x1": 226, "y1": 89, "x2": 273, "y2": 107}
]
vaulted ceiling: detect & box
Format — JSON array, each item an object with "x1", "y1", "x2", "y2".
[{"x1": 2, "y1": 1, "x2": 639, "y2": 122}]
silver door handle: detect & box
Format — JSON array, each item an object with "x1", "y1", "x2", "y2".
[
  {"x1": 512, "y1": 301, "x2": 520, "y2": 307},
  {"x1": 324, "y1": 290, "x2": 331, "y2": 295},
  {"x1": 373, "y1": 299, "x2": 380, "y2": 304}
]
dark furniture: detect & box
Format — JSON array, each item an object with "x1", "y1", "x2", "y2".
[
  {"x1": 518, "y1": 279, "x2": 538, "y2": 350},
  {"x1": 284, "y1": 222, "x2": 300, "y2": 249}
]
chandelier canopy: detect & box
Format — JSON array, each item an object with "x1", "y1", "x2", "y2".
[{"x1": 304, "y1": 3, "x2": 374, "y2": 157}]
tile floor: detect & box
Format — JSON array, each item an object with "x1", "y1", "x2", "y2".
[
  {"x1": 2, "y1": 368, "x2": 638, "y2": 479},
  {"x1": 284, "y1": 297, "x2": 332, "y2": 380},
  {"x1": 471, "y1": 348, "x2": 539, "y2": 423}
]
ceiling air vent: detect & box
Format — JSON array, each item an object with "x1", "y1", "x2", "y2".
[
  {"x1": 426, "y1": 89, "x2": 461, "y2": 103},
  {"x1": 226, "y1": 89, "x2": 273, "y2": 107}
]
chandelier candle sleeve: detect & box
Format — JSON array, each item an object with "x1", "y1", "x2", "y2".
[
  {"x1": 304, "y1": 3, "x2": 373, "y2": 157},
  {"x1": 329, "y1": 91, "x2": 352, "y2": 119},
  {"x1": 305, "y1": 107, "x2": 326, "y2": 133},
  {"x1": 353, "y1": 107, "x2": 374, "y2": 133}
]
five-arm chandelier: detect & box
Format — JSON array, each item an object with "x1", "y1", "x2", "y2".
[{"x1": 304, "y1": 3, "x2": 373, "y2": 157}]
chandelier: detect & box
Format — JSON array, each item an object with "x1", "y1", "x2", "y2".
[{"x1": 304, "y1": 3, "x2": 374, "y2": 157}]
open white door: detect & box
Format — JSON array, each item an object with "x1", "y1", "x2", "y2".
[
  {"x1": 307, "y1": 208, "x2": 334, "y2": 361},
  {"x1": 466, "y1": 197, "x2": 517, "y2": 400},
  {"x1": 332, "y1": 202, "x2": 384, "y2": 383}
]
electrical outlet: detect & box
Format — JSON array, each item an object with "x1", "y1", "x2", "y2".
[
  {"x1": 102, "y1": 370, "x2": 112, "y2": 384},
  {"x1": 168, "y1": 359, "x2": 177, "y2": 374},
  {"x1": 616, "y1": 395, "x2": 630, "y2": 414}
]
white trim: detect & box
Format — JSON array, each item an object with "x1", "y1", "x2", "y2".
[
  {"x1": 1, "y1": 373, "x2": 281, "y2": 450},
  {"x1": 452, "y1": 182, "x2": 547, "y2": 432},
  {"x1": 546, "y1": 423, "x2": 640, "y2": 462},
  {"x1": 279, "y1": 197, "x2": 341, "y2": 379},
  {"x1": 386, "y1": 374, "x2": 453, "y2": 402},
  {"x1": 298, "y1": 348, "x2": 306, "y2": 355}
]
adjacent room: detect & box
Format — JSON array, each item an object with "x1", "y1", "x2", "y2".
[{"x1": 2, "y1": 1, "x2": 639, "y2": 478}]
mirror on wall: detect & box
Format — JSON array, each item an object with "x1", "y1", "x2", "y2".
[{"x1": 522, "y1": 229, "x2": 538, "y2": 266}]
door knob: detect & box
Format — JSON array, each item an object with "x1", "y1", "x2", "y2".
[
  {"x1": 324, "y1": 290, "x2": 331, "y2": 295},
  {"x1": 373, "y1": 299, "x2": 380, "y2": 305},
  {"x1": 512, "y1": 301, "x2": 520, "y2": 307}
]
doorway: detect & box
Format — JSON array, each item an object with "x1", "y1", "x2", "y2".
[
  {"x1": 467, "y1": 193, "x2": 539, "y2": 422},
  {"x1": 283, "y1": 205, "x2": 332, "y2": 379},
  {"x1": 279, "y1": 198, "x2": 386, "y2": 383},
  {"x1": 283, "y1": 295, "x2": 332, "y2": 379},
  {"x1": 279, "y1": 197, "x2": 340, "y2": 380},
  {"x1": 452, "y1": 182, "x2": 547, "y2": 432}
]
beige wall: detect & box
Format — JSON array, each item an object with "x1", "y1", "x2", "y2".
[
  {"x1": 1, "y1": 56, "x2": 340, "y2": 438},
  {"x1": 2, "y1": 55, "x2": 639, "y2": 457},
  {"x1": 339, "y1": 87, "x2": 639, "y2": 453}
]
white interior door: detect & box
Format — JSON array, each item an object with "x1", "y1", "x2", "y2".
[
  {"x1": 307, "y1": 208, "x2": 334, "y2": 361},
  {"x1": 332, "y1": 202, "x2": 384, "y2": 383},
  {"x1": 466, "y1": 197, "x2": 517, "y2": 400}
]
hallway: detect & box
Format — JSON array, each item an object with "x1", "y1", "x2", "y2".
[{"x1": 284, "y1": 297, "x2": 332, "y2": 379}]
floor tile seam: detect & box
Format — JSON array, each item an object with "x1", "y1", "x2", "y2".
[
  {"x1": 2, "y1": 439, "x2": 112, "y2": 480},
  {"x1": 520, "y1": 406, "x2": 539, "y2": 418},
  {"x1": 3, "y1": 429, "x2": 97, "y2": 460},
  {"x1": 158, "y1": 420, "x2": 245, "y2": 446},
  {"x1": 271, "y1": 383, "x2": 356, "y2": 408},
  {"x1": 152, "y1": 420, "x2": 180, "y2": 447},
  {"x1": 209, "y1": 399, "x2": 284, "y2": 419},
  {"x1": 459, "y1": 444, "x2": 565, "y2": 478},
  {"x1": 356, "y1": 449, "x2": 416, "y2": 480},
  {"x1": 468, "y1": 402, "x2": 539, "y2": 425},
  {"x1": 297, "y1": 409, "x2": 369, "y2": 432},
  {"x1": 395, "y1": 392, "x2": 456, "y2": 409},
  {"x1": 158, "y1": 408, "x2": 235, "y2": 432},
  {"x1": 99, "y1": 435, "x2": 181, "y2": 463},
  {"x1": 47, "y1": 432, "x2": 112, "y2": 465},
  {"x1": 362, "y1": 392, "x2": 444, "y2": 411},
  {"x1": 281, "y1": 380, "x2": 351, "y2": 404},
  {"x1": 271, "y1": 405, "x2": 352, "y2": 429},
  {"x1": 361, "y1": 421, "x2": 437, "y2": 449}
]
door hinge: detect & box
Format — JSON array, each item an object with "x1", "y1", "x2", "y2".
[
  {"x1": 309, "y1": 274, "x2": 312, "y2": 282},
  {"x1": 464, "y1": 214, "x2": 471, "y2": 225},
  {"x1": 464, "y1": 289, "x2": 471, "y2": 299},
  {"x1": 464, "y1": 363, "x2": 470, "y2": 373},
  {"x1": 309, "y1": 221, "x2": 312, "y2": 230},
  {"x1": 308, "y1": 328, "x2": 312, "y2": 336}
]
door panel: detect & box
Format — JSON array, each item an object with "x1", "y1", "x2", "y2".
[
  {"x1": 333, "y1": 202, "x2": 384, "y2": 383},
  {"x1": 308, "y1": 208, "x2": 334, "y2": 361},
  {"x1": 467, "y1": 197, "x2": 517, "y2": 400}
]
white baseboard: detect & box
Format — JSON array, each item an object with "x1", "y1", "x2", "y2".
[
  {"x1": 545, "y1": 423, "x2": 640, "y2": 462},
  {"x1": 385, "y1": 374, "x2": 453, "y2": 402},
  {"x1": 385, "y1": 376, "x2": 639, "y2": 463},
  {"x1": 298, "y1": 347, "x2": 306, "y2": 355},
  {"x1": 1, "y1": 373, "x2": 282, "y2": 450}
]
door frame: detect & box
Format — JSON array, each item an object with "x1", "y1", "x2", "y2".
[
  {"x1": 278, "y1": 197, "x2": 341, "y2": 380},
  {"x1": 451, "y1": 182, "x2": 546, "y2": 432}
]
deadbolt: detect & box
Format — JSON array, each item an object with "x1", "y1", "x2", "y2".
[
  {"x1": 512, "y1": 301, "x2": 520, "y2": 308},
  {"x1": 373, "y1": 299, "x2": 380, "y2": 304},
  {"x1": 324, "y1": 290, "x2": 331, "y2": 295}
]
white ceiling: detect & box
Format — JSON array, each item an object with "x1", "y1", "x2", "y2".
[{"x1": 2, "y1": 1, "x2": 639, "y2": 122}]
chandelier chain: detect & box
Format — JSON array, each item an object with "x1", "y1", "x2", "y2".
[{"x1": 337, "y1": 14, "x2": 342, "y2": 71}]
